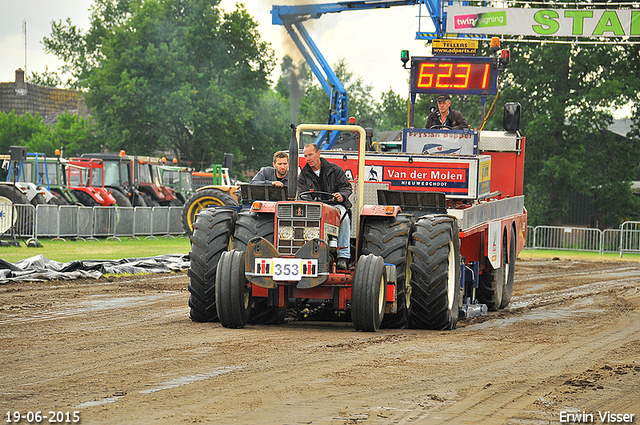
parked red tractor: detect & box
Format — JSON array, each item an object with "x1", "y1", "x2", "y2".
[{"x1": 65, "y1": 158, "x2": 119, "y2": 207}]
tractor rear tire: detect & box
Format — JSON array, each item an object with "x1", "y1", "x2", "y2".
[
  {"x1": 232, "y1": 210, "x2": 285, "y2": 325},
  {"x1": 73, "y1": 190, "x2": 99, "y2": 207},
  {"x1": 0, "y1": 185, "x2": 32, "y2": 236},
  {"x1": 352, "y1": 254, "x2": 387, "y2": 332},
  {"x1": 408, "y1": 215, "x2": 461, "y2": 330},
  {"x1": 141, "y1": 193, "x2": 159, "y2": 207},
  {"x1": 182, "y1": 188, "x2": 238, "y2": 236},
  {"x1": 216, "y1": 250, "x2": 251, "y2": 329},
  {"x1": 187, "y1": 208, "x2": 237, "y2": 322},
  {"x1": 30, "y1": 193, "x2": 47, "y2": 206},
  {"x1": 110, "y1": 189, "x2": 132, "y2": 207},
  {"x1": 50, "y1": 190, "x2": 71, "y2": 205},
  {"x1": 500, "y1": 229, "x2": 516, "y2": 309},
  {"x1": 361, "y1": 214, "x2": 414, "y2": 329},
  {"x1": 478, "y1": 230, "x2": 506, "y2": 311},
  {"x1": 131, "y1": 193, "x2": 147, "y2": 207},
  {"x1": 48, "y1": 193, "x2": 66, "y2": 205},
  {"x1": 0, "y1": 185, "x2": 29, "y2": 205}
]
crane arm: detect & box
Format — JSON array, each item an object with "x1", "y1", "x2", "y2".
[
  {"x1": 272, "y1": 1, "x2": 432, "y2": 149},
  {"x1": 272, "y1": 1, "x2": 419, "y2": 26},
  {"x1": 271, "y1": 1, "x2": 453, "y2": 148}
]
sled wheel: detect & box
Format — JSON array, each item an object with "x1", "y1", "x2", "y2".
[{"x1": 500, "y1": 228, "x2": 517, "y2": 308}]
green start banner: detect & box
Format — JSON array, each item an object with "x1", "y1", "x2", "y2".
[{"x1": 446, "y1": 6, "x2": 640, "y2": 38}]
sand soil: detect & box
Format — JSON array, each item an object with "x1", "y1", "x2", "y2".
[{"x1": 1, "y1": 257, "x2": 639, "y2": 424}]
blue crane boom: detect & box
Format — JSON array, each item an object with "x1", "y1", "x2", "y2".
[
  {"x1": 272, "y1": 1, "x2": 453, "y2": 148},
  {"x1": 271, "y1": 1, "x2": 466, "y2": 148}
]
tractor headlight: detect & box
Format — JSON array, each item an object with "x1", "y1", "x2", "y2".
[
  {"x1": 278, "y1": 226, "x2": 294, "y2": 240},
  {"x1": 304, "y1": 227, "x2": 320, "y2": 241}
]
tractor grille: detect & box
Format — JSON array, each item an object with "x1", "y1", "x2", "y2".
[{"x1": 277, "y1": 203, "x2": 322, "y2": 255}]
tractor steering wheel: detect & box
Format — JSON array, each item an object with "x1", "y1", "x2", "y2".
[
  {"x1": 299, "y1": 191, "x2": 337, "y2": 203},
  {"x1": 429, "y1": 125, "x2": 453, "y2": 130}
]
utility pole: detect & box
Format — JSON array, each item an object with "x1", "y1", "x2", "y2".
[{"x1": 23, "y1": 20, "x2": 27, "y2": 78}]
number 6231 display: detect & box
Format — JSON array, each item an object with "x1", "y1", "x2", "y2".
[{"x1": 410, "y1": 56, "x2": 498, "y2": 96}]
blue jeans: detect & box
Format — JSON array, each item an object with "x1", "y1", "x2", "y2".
[{"x1": 335, "y1": 204, "x2": 351, "y2": 259}]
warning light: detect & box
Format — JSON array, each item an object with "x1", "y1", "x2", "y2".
[
  {"x1": 401, "y1": 50, "x2": 410, "y2": 67},
  {"x1": 490, "y1": 37, "x2": 501, "y2": 51},
  {"x1": 500, "y1": 49, "x2": 511, "y2": 65},
  {"x1": 55, "y1": 149, "x2": 60, "y2": 156},
  {"x1": 119, "y1": 150, "x2": 126, "y2": 158},
  {"x1": 172, "y1": 158, "x2": 178, "y2": 164},
  {"x1": 161, "y1": 156, "x2": 166, "y2": 163},
  {"x1": 348, "y1": 116, "x2": 356, "y2": 125}
]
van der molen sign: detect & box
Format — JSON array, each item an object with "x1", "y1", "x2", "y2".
[{"x1": 446, "y1": 6, "x2": 640, "y2": 37}]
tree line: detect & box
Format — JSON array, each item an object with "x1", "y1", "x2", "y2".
[{"x1": 1, "y1": 0, "x2": 639, "y2": 227}]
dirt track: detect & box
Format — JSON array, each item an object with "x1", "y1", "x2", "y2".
[{"x1": 1, "y1": 257, "x2": 639, "y2": 424}]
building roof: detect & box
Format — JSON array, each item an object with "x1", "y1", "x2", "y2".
[{"x1": 0, "y1": 69, "x2": 87, "y2": 126}]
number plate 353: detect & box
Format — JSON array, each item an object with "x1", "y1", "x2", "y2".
[{"x1": 254, "y1": 258, "x2": 318, "y2": 281}]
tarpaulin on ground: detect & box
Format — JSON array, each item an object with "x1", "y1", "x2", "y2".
[{"x1": 0, "y1": 254, "x2": 190, "y2": 283}]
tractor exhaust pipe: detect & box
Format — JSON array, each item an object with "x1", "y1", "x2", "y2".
[{"x1": 288, "y1": 124, "x2": 298, "y2": 200}]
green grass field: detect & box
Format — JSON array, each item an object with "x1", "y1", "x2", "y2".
[
  {"x1": 2, "y1": 236, "x2": 640, "y2": 266},
  {"x1": 0, "y1": 237, "x2": 192, "y2": 264},
  {"x1": 520, "y1": 248, "x2": 640, "y2": 262}
]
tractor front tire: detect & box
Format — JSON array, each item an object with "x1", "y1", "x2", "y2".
[
  {"x1": 361, "y1": 214, "x2": 414, "y2": 329},
  {"x1": 216, "y1": 250, "x2": 251, "y2": 329},
  {"x1": 352, "y1": 254, "x2": 387, "y2": 332},
  {"x1": 408, "y1": 215, "x2": 461, "y2": 330},
  {"x1": 232, "y1": 210, "x2": 286, "y2": 325},
  {"x1": 187, "y1": 208, "x2": 236, "y2": 322}
]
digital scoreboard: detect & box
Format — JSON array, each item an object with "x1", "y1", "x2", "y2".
[{"x1": 410, "y1": 56, "x2": 498, "y2": 96}]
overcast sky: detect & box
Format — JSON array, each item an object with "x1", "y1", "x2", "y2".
[
  {"x1": 1, "y1": 0, "x2": 93, "y2": 83},
  {"x1": 1, "y1": 0, "x2": 433, "y2": 99},
  {"x1": 1, "y1": 1, "x2": 632, "y2": 119}
]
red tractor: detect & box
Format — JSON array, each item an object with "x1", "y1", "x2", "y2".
[
  {"x1": 189, "y1": 125, "x2": 456, "y2": 331},
  {"x1": 66, "y1": 158, "x2": 119, "y2": 207},
  {"x1": 189, "y1": 41, "x2": 527, "y2": 332},
  {"x1": 189, "y1": 113, "x2": 526, "y2": 332}
]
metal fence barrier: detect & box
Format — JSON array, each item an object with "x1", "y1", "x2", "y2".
[
  {"x1": 524, "y1": 223, "x2": 640, "y2": 256},
  {"x1": 1, "y1": 205, "x2": 186, "y2": 241},
  {"x1": 619, "y1": 221, "x2": 640, "y2": 255},
  {"x1": 134, "y1": 207, "x2": 153, "y2": 239},
  {"x1": 531, "y1": 226, "x2": 601, "y2": 252},
  {"x1": 4, "y1": 206, "x2": 640, "y2": 254},
  {"x1": 1, "y1": 203, "x2": 35, "y2": 240}
]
